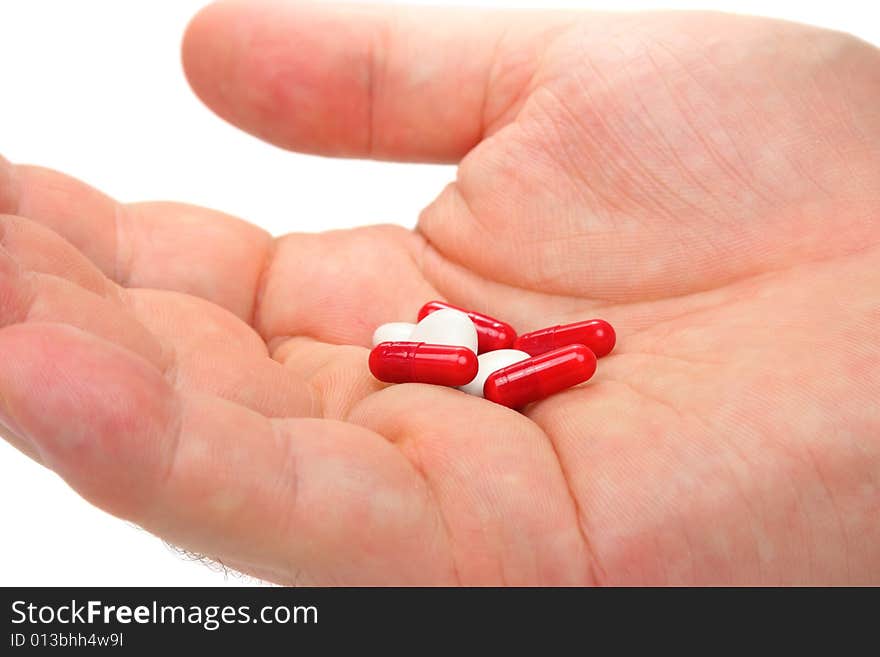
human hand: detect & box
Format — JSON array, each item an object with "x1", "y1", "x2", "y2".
[{"x1": 1, "y1": 1, "x2": 878, "y2": 584}]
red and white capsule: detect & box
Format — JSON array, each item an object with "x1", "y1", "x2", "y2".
[
  {"x1": 418, "y1": 301, "x2": 516, "y2": 353},
  {"x1": 369, "y1": 341, "x2": 478, "y2": 386},
  {"x1": 514, "y1": 319, "x2": 616, "y2": 358},
  {"x1": 458, "y1": 348, "x2": 530, "y2": 397},
  {"x1": 484, "y1": 344, "x2": 597, "y2": 408},
  {"x1": 410, "y1": 308, "x2": 478, "y2": 354}
]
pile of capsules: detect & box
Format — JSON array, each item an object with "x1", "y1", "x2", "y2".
[{"x1": 368, "y1": 300, "x2": 615, "y2": 409}]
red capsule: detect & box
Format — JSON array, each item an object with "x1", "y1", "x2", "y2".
[
  {"x1": 514, "y1": 319, "x2": 616, "y2": 358},
  {"x1": 418, "y1": 301, "x2": 517, "y2": 353},
  {"x1": 484, "y1": 344, "x2": 597, "y2": 408},
  {"x1": 369, "y1": 341, "x2": 478, "y2": 386}
]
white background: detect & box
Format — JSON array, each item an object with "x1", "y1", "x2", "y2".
[{"x1": 0, "y1": 0, "x2": 877, "y2": 586}]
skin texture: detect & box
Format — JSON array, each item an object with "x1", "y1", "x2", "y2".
[{"x1": 0, "y1": 1, "x2": 879, "y2": 585}]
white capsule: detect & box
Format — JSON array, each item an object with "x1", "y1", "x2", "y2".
[
  {"x1": 409, "y1": 308, "x2": 478, "y2": 355},
  {"x1": 458, "y1": 349, "x2": 531, "y2": 397},
  {"x1": 371, "y1": 322, "x2": 416, "y2": 347}
]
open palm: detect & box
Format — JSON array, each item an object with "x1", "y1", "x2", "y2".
[{"x1": 2, "y1": 2, "x2": 878, "y2": 585}]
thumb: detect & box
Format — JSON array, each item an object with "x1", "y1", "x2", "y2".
[{"x1": 182, "y1": 0, "x2": 575, "y2": 162}]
